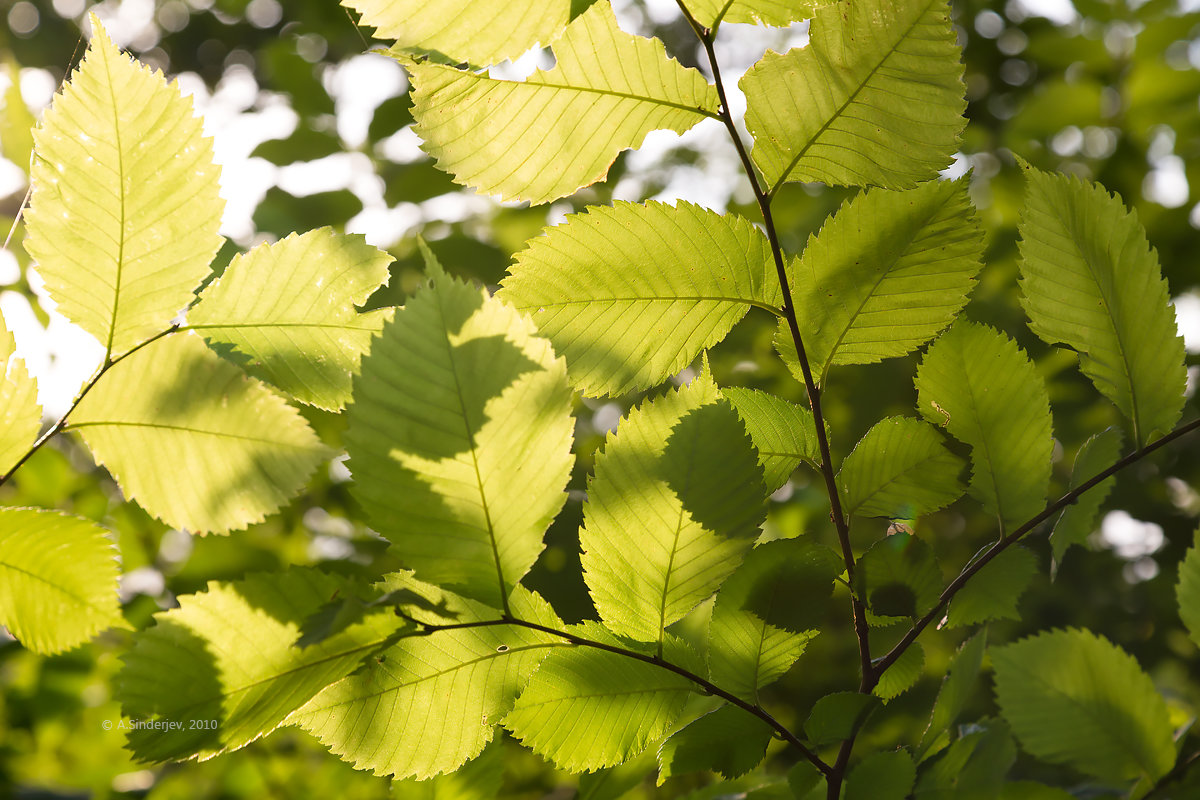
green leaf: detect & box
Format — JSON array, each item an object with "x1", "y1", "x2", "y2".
[
  {"x1": 189, "y1": 228, "x2": 393, "y2": 411},
  {"x1": 25, "y1": 19, "x2": 223, "y2": 358},
  {"x1": 0, "y1": 312, "x2": 41, "y2": 475},
  {"x1": 915, "y1": 718, "x2": 1015, "y2": 798},
  {"x1": 776, "y1": 181, "x2": 983, "y2": 384},
  {"x1": 915, "y1": 321, "x2": 1053, "y2": 533},
  {"x1": 578, "y1": 752, "x2": 657, "y2": 800},
  {"x1": 873, "y1": 643, "x2": 923, "y2": 702},
  {"x1": 0, "y1": 508, "x2": 123, "y2": 655},
  {"x1": 1017, "y1": 165, "x2": 1187, "y2": 446},
  {"x1": 854, "y1": 533, "x2": 942, "y2": 625},
  {"x1": 68, "y1": 332, "x2": 329, "y2": 534},
  {"x1": 1050, "y1": 427, "x2": 1123, "y2": 564},
  {"x1": 946, "y1": 548, "x2": 1037, "y2": 628},
  {"x1": 687, "y1": 0, "x2": 826, "y2": 28},
  {"x1": 581, "y1": 370, "x2": 766, "y2": 642},
  {"x1": 845, "y1": 750, "x2": 916, "y2": 800},
  {"x1": 709, "y1": 539, "x2": 840, "y2": 701},
  {"x1": 1175, "y1": 531, "x2": 1200, "y2": 648},
  {"x1": 992, "y1": 628, "x2": 1176, "y2": 782},
  {"x1": 345, "y1": 268, "x2": 574, "y2": 608},
  {"x1": 393, "y1": 738, "x2": 504, "y2": 800},
  {"x1": 404, "y1": 3, "x2": 718, "y2": 204},
  {"x1": 804, "y1": 692, "x2": 879, "y2": 746},
  {"x1": 498, "y1": 201, "x2": 779, "y2": 396},
  {"x1": 919, "y1": 628, "x2": 987, "y2": 758},
  {"x1": 998, "y1": 784, "x2": 1075, "y2": 800},
  {"x1": 504, "y1": 623, "x2": 696, "y2": 772},
  {"x1": 722, "y1": 388, "x2": 821, "y2": 493},
  {"x1": 345, "y1": 0, "x2": 570, "y2": 65},
  {"x1": 656, "y1": 704, "x2": 773, "y2": 783},
  {"x1": 838, "y1": 417, "x2": 965, "y2": 520},
  {"x1": 291, "y1": 578, "x2": 567, "y2": 780},
  {"x1": 119, "y1": 568, "x2": 401, "y2": 762},
  {"x1": 741, "y1": 0, "x2": 965, "y2": 192}
]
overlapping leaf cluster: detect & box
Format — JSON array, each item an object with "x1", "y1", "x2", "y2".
[{"x1": 3, "y1": 1, "x2": 1197, "y2": 798}]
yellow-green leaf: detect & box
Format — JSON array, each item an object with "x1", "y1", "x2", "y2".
[
  {"x1": 498, "y1": 201, "x2": 779, "y2": 396},
  {"x1": 24, "y1": 18, "x2": 223, "y2": 358},
  {"x1": 581, "y1": 371, "x2": 766, "y2": 641},
  {"x1": 915, "y1": 322, "x2": 1053, "y2": 533},
  {"x1": 0, "y1": 311, "x2": 40, "y2": 475},
  {"x1": 346, "y1": 268, "x2": 574, "y2": 608},
  {"x1": 68, "y1": 333, "x2": 329, "y2": 534},
  {"x1": 741, "y1": 0, "x2": 965, "y2": 192},
  {"x1": 0, "y1": 508, "x2": 124, "y2": 654},
  {"x1": 1017, "y1": 165, "x2": 1187, "y2": 446},
  {"x1": 405, "y1": 2, "x2": 718, "y2": 205},
  {"x1": 345, "y1": 0, "x2": 570, "y2": 65},
  {"x1": 189, "y1": 228, "x2": 393, "y2": 411}
]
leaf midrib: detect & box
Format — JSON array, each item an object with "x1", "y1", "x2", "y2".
[
  {"x1": 454, "y1": 67, "x2": 721, "y2": 121},
  {"x1": 767, "y1": 0, "x2": 934, "y2": 196}
]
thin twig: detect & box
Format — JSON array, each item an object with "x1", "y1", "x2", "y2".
[
  {"x1": 0, "y1": 324, "x2": 181, "y2": 488},
  {"x1": 394, "y1": 607, "x2": 833, "y2": 776},
  {"x1": 870, "y1": 415, "x2": 1200, "y2": 683}
]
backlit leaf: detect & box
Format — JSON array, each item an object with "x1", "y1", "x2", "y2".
[
  {"x1": 25, "y1": 19, "x2": 223, "y2": 358},
  {"x1": 946, "y1": 547, "x2": 1037, "y2": 627},
  {"x1": 855, "y1": 533, "x2": 942, "y2": 625},
  {"x1": 708, "y1": 539, "x2": 839, "y2": 701},
  {"x1": 919, "y1": 628, "x2": 986, "y2": 758},
  {"x1": 345, "y1": 0, "x2": 570, "y2": 65},
  {"x1": 915, "y1": 719, "x2": 1015, "y2": 797},
  {"x1": 119, "y1": 568, "x2": 401, "y2": 762},
  {"x1": 804, "y1": 692, "x2": 879, "y2": 746},
  {"x1": 741, "y1": 0, "x2": 965, "y2": 192},
  {"x1": 291, "y1": 578, "x2": 567, "y2": 780},
  {"x1": 0, "y1": 508, "x2": 123, "y2": 655},
  {"x1": 915, "y1": 321, "x2": 1053, "y2": 533},
  {"x1": 346, "y1": 267, "x2": 574, "y2": 608},
  {"x1": 498, "y1": 201, "x2": 779, "y2": 396},
  {"x1": 776, "y1": 181, "x2": 983, "y2": 383},
  {"x1": 189, "y1": 228, "x2": 393, "y2": 411},
  {"x1": 1017, "y1": 165, "x2": 1186, "y2": 446},
  {"x1": 687, "y1": 0, "x2": 826, "y2": 28},
  {"x1": 838, "y1": 417, "x2": 965, "y2": 519},
  {"x1": 992, "y1": 629, "x2": 1175, "y2": 782},
  {"x1": 504, "y1": 623, "x2": 696, "y2": 772},
  {"x1": 873, "y1": 643, "x2": 923, "y2": 702},
  {"x1": 656, "y1": 704, "x2": 772, "y2": 783},
  {"x1": 1050, "y1": 428, "x2": 1123, "y2": 564},
  {"x1": 404, "y1": 3, "x2": 718, "y2": 204},
  {"x1": 722, "y1": 388, "x2": 821, "y2": 493},
  {"x1": 1176, "y1": 531, "x2": 1200, "y2": 648},
  {"x1": 0, "y1": 312, "x2": 40, "y2": 475},
  {"x1": 68, "y1": 332, "x2": 329, "y2": 534},
  {"x1": 581, "y1": 370, "x2": 766, "y2": 642}
]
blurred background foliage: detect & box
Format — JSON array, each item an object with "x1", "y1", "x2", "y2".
[{"x1": 0, "y1": 0, "x2": 1198, "y2": 797}]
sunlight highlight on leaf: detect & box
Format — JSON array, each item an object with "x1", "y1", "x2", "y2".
[
  {"x1": 499, "y1": 201, "x2": 779, "y2": 396},
  {"x1": 404, "y1": 3, "x2": 718, "y2": 204},
  {"x1": 741, "y1": 0, "x2": 965, "y2": 192},
  {"x1": 346, "y1": 269, "x2": 574, "y2": 608},
  {"x1": 0, "y1": 508, "x2": 123, "y2": 655},
  {"x1": 25, "y1": 18, "x2": 223, "y2": 358},
  {"x1": 190, "y1": 227, "x2": 393, "y2": 411},
  {"x1": 69, "y1": 332, "x2": 329, "y2": 534}
]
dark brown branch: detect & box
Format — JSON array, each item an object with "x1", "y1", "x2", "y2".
[
  {"x1": 395, "y1": 607, "x2": 833, "y2": 777},
  {"x1": 870, "y1": 415, "x2": 1200, "y2": 683}
]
